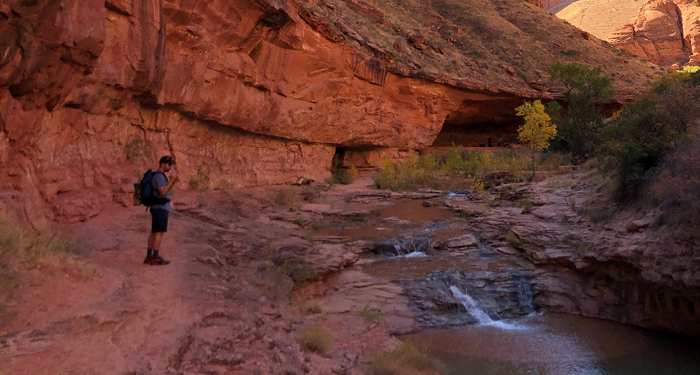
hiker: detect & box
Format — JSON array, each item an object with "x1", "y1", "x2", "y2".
[{"x1": 144, "y1": 155, "x2": 179, "y2": 265}]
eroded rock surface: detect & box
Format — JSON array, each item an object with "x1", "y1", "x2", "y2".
[{"x1": 609, "y1": 0, "x2": 700, "y2": 65}]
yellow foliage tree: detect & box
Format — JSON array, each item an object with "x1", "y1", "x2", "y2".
[{"x1": 515, "y1": 100, "x2": 558, "y2": 178}]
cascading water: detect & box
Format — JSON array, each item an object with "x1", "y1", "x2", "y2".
[
  {"x1": 450, "y1": 286, "x2": 525, "y2": 330},
  {"x1": 516, "y1": 277, "x2": 535, "y2": 315},
  {"x1": 388, "y1": 236, "x2": 434, "y2": 257},
  {"x1": 450, "y1": 286, "x2": 495, "y2": 324}
]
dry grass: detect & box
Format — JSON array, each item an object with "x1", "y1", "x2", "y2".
[
  {"x1": 368, "y1": 341, "x2": 445, "y2": 375},
  {"x1": 0, "y1": 215, "x2": 97, "y2": 312},
  {"x1": 375, "y1": 149, "x2": 570, "y2": 191},
  {"x1": 360, "y1": 303, "x2": 386, "y2": 323},
  {"x1": 280, "y1": 259, "x2": 317, "y2": 285},
  {"x1": 274, "y1": 187, "x2": 298, "y2": 210},
  {"x1": 298, "y1": 325, "x2": 334, "y2": 354},
  {"x1": 517, "y1": 200, "x2": 534, "y2": 213},
  {"x1": 506, "y1": 231, "x2": 523, "y2": 246},
  {"x1": 307, "y1": 300, "x2": 323, "y2": 314},
  {"x1": 256, "y1": 265, "x2": 293, "y2": 302}
]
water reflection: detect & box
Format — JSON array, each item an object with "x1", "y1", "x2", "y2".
[{"x1": 406, "y1": 314, "x2": 700, "y2": 375}]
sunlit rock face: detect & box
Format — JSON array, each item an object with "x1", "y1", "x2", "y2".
[{"x1": 609, "y1": 0, "x2": 700, "y2": 66}]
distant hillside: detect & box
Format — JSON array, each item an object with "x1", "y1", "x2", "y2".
[{"x1": 295, "y1": 0, "x2": 658, "y2": 98}]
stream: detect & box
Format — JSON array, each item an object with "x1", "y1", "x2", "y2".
[{"x1": 314, "y1": 196, "x2": 700, "y2": 373}]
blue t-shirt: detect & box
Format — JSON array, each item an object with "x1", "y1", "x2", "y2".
[{"x1": 151, "y1": 173, "x2": 171, "y2": 211}]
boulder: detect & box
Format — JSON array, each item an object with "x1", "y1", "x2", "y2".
[{"x1": 446, "y1": 234, "x2": 479, "y2": 249}]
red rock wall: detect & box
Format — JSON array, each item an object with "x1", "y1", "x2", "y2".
[{"x1": 0, "y1": 0, "x2": 538, "y2": 223}]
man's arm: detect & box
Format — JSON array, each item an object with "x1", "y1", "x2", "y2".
[{"x1": 157, "y1": 170, "x2": 179, "y2": 195}]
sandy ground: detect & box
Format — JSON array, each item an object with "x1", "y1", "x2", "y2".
[
  {"x1": 0, "y1": 184, "x2": 399, "y2": 375},
  {"x1": 552, "y1": 0, "x2": 643, "y2": 40}
]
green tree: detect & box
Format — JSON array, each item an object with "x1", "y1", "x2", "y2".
[
  {"x1": 600, "y1": 69, "x2": 700, "y2": 200},
  {"x1": 515, "y1": 100, "x2": 558, "y2": 178},
  {"x1": 546, "y1": 62, "x2": 616, "y2": 156}
]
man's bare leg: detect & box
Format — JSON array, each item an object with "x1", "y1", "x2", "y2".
[
  {"x1": 152, "y1": 232, "x2": 164, "y2": 251},
  {"x1": 148, "y1": 232, "x2": 156, "y2": 250}
]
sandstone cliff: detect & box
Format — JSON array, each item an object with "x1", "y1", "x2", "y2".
[
  {"x1": 0, "y1": 0, "x2": 657, "y2": 224},
  {"x1": 551, "y1": 0, "x2": 645, "y2": 41},
  {"x1": 609, "y1": 0, "x2": 700, "y2": 66}
]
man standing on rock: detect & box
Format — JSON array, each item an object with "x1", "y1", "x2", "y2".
[{"x1": 145, "y1": 155, "x2": 179, "y2": 265}]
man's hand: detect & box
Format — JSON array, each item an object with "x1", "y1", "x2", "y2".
[{"x1": 170, "y1": 169, "x2": 180, "y2": 183}]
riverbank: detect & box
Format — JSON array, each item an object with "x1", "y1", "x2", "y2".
[{"x1": 1, "y1": 168, "x2": 699, "y2": 374}]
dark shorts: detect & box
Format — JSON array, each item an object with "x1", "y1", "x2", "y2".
[{"x1": 151, "y1": 209, "x2": 169, "y2": 233}]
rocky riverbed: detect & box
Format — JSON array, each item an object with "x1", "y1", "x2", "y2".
[{"x1": 2, "y1": 172, "x2": 699, "y2": 374}]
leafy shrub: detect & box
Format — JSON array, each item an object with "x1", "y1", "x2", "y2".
[
  {"x1": 546, "y1": 62, "x2": 616, "y2": 156},
  {"x1": 651, "y1": 133, "x2": 700, "y2": 230},
  {"x1": 298, "y1": 325, "x2": 333, "y2": 354},
  {"x1": 599, "y1": 69, "x2": 700, "y2": 200},
  {"x1": 330, "y1": 165, "x2": 359, "y2": 185}
]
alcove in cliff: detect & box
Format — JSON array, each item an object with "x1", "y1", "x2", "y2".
[
  {"x1": 432, "y1": 122, "x2": 521, "y2": 148},
  {"x1": 431, "y1": 97, "x2": 525, "y2": 148}
]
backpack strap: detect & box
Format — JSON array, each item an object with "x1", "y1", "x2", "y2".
[{"x1": 151, "y1": 171, "x2": 171, "y2": 204}]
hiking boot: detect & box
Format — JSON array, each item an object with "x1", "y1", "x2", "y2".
[
  {"x1": 143, "y1": 256, "x2": 154, "y2": 264},
  {"x1": 148, "y1": 256, "x2": 170, "y2": 266}
]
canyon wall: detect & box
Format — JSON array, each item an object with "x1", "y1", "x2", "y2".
[
  {"x1": 0, "y1": 0, "x2": 656, "y2": 224},
  {"x1": 609, "y1": 0, "x2": 700, "y2": 66}
]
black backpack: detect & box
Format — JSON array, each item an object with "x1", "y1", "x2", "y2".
[{"x1": 137, "y1": 169, "x2": 169, "y2": 207}]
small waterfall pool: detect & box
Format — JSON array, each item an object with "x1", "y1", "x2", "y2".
[
  {"x1": 314, "y1": 197, "x2": 700, "y2": 374},
  {"x1": 405, "y1": 313, "x2": 700, "y2": 375}
]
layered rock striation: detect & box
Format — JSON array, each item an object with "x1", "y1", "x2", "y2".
[
  {"x1": 0, "y1": 0, "x2": 656, "y2": 224},
  {"x1": 609, "y1": 0, "x2": 700, "y2": 65}
]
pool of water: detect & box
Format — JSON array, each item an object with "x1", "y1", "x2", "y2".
[
  {"x1": 406, "y1": 313, "x2": 700, "y2": 375},
  {"x1": 381, "y1": 199, "x2": 454, "y2": 221}
]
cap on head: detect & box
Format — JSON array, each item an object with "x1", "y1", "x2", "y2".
[{"x1": 159, "y1": 155, "x2": 175, "y2": 165}]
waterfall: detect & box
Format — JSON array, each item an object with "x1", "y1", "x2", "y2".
[
  {"x1": 389, "y1": 236, "x2": 433, "y2": 257},
  {"x1": 450, "y1": 286, "x2": 527, "y2": 330},
  {"x1": 516, "y1": 278, "x2": 535, "y2": 314},
  {"x1": 450, "y1": 286, "x2": 494, "y2": 324}
]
